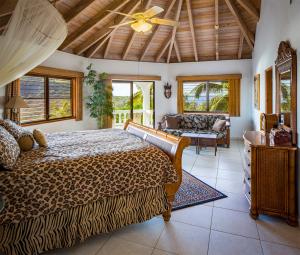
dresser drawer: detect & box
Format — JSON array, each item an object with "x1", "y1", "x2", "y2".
[
  {"x1": 242, "y1": 152, "x2": 251, "y2": 176},
  {"x1": 244, "y1": 181, "x2": 251, "y2": 204}
]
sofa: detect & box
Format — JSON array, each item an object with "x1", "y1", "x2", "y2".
[{"x1": 158, "y1": 113, "x2": 230, "y2": 148}]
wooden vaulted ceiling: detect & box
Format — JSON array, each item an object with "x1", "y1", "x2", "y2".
[{"x1": 0, "y1": 0, "x2": 261, "y2": 63}]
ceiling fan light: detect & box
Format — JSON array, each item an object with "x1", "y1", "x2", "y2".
[{"x1": 131, "y1": 20, "x2": 152, "y2": 33}]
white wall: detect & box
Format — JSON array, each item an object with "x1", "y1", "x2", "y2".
[
  {"x1": 252, "y1": 0, "x2": 300, "y2": 145},
  {"x1": 252, "y1": 0, "x2": 300, "y2": 216},
  {"x1": 0, "y1": 48, "x2": 253, "y2": 137}
]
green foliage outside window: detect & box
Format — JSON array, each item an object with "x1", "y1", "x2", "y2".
[{"x1": 184, "y1": 81, "x2": 229, "y2": 112}]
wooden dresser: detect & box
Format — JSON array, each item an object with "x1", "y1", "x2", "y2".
[{"x1": 243, "y1": 131, "x2": 298, "y2": 226}]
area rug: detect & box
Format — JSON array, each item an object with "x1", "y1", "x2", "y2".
[{"x1": 172, "y1": 170, "x2": 227, "y2": 211}]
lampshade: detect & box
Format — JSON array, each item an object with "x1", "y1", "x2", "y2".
[
  {"x1": 5, "y1": 96, "x2": 29, "y2": 109},
  {"x1": 131, "y1": 20, "x2": 153, "y2": 33}
]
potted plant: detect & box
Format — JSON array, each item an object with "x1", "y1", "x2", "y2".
[{"x1": 84, "y1": 64, "x2": 113, "y2": 129}]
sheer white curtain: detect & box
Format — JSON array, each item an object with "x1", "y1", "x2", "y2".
[{"x1": 0, "y1": 0, "x2": 67, "y2": 87}]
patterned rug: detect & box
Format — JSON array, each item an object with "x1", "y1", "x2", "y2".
[{"x1": 172, "y1": 170, "x2": 227, "y2": 211}]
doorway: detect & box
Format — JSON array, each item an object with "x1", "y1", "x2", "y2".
[
  {"x1": 265, "y1": 67, "x2": 273, "y2": 113},
  {"x1": 112, "y1": 81, "x2": 155, "y2": 128}
]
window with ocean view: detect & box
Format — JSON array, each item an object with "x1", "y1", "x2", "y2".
[{"x1": 183, "y1": 81, "x2": 229, "y2": 113}]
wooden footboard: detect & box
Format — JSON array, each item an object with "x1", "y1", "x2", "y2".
[{"x1": 124, "y1": 120, "x2": 191, "y2": 221}]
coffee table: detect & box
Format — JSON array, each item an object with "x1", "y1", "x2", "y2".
[{"x1": 181, "y1": 133, "x2": 218, "y2": 156}]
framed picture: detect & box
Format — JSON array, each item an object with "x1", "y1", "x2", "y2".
[{"x1": 254, "y1": 74, "x2": 260, "y2": 110}]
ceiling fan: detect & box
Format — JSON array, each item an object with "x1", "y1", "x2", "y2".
[{"x1": 108, "y1": 5, "x2": 178, "y2": 33}]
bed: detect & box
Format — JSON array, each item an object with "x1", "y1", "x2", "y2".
[{"x1": 0, "y1": 121, "x2": 190, "y2": 255}]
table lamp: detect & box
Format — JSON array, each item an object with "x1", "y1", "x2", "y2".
[{"x1": 5, "y1": 96, "x2": 29, "y2": 124}]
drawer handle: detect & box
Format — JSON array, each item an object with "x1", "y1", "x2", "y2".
[
  {"x1": 247, "y1": 150, "x2": 250, "y2": 153},
  {"x1": 247, "y1": 163, "x2": 250, "y2": 167},
  {"x1": 247, "y1": 177, "x2": 250, "y2": 181}
]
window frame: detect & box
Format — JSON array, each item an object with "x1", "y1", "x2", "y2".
[
  {"x1": 20, "y1": 74, "x2": 75, "y2": 125},
  {"x1": 6, "y1": 66, "x2": 84, "y2": 127},
  {"x1": 111, "y1": 80, "x2": 156, "y2": 128},
  {"x1": 183, "y1": 80, "x2": 229, "y2": 114}
]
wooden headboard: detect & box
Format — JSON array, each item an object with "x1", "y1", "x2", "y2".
[{"x1": 124, "y1": 120, "x2": 190, "y2": 221}]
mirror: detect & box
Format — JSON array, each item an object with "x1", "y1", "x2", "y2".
[
  {"x1": 275, "y1": 41, "x2": 297, "y2": 145},
  {"x1": 279, "y1": 70, "x2": 291, "y2": 113}
]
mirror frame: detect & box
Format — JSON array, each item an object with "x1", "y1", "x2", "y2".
[{"x1": 275, "y1": 41, "x2": 297, "y2": 145}]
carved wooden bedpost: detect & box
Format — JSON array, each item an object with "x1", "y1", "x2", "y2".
[{"x1": 124, "y1": 120, "x2": 191, "y2": 221}]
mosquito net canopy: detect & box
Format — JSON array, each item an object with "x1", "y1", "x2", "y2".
[{"x1": 0, "y1": 0, "x2": 67, "y2": 87}]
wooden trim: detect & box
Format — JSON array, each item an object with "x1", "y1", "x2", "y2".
[
  {"x1": 22, "y1": 66, "x2": 83, "y2": 125},
  {"x1": 124, "y1": 120, "x2": 191, "y2": 221},
  {"x1": 265, "y1": 66, "x2": 273, "y2": 114},
  {"x1": 254, "y1": 73, "x2": 260, "y2": 110},
  {"x1": 108, "y1": 74, "x2": 161, "y2": 81},
  {"x1": 177, "y1": 80, "x2": 184, "y2": 113},
  {"x1": 176, "y1": 74, "x2": 242, "y2": 82},
  {"x1": 28, "y1": 66, "x2": 84, "y2": 78},
  {"x1": 21, "y1": 117, "x2": 76, "y2": 127}
]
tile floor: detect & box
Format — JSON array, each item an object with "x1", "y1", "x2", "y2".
[{"x1": 45, "y1": 140, "x2": 300, "y2": 255}]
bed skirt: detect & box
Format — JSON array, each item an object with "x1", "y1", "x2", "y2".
[{"x1": 0, "y1": 186, "x2": 168, "y2": 255}]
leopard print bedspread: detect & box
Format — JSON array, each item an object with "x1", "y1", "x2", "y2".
[{"x1": 0, "y1": 129, "x2": 178, "y2": 225}]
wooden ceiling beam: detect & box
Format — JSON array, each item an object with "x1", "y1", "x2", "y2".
[
  {"x1": 104, "y1": 35, "x2": 114, "y2": 59},
  {"x1": 60, "y1": 0, "x2": 131, "y2": 50},
  {"x1": 186, "y1": 0, "x2": 198, "y2": 62},
  {"x1": 74, "y1": 0, "x2": 140, "y2": 55},
  {"x1": 215, "y1": 0, "x2": 219, "y2": 60},
  {"x1": 236, "y1": 0, "x2": 259, "y2": 22},
  {"x1": 122, "y1": 0, "x2": 153, "y2": 60},
  {"x1": 238, "y1": 33, "x2": 244, "y2": 59},
  {"x1": 167, "y1": 0, "x2": 183, "y2": 63},
  {"x1": 64, "y1": 0, "x2": 96, "y2": 24},
  {"x1": 224, "y1": 0, "x2": 254, "y2": 50},
  {"x1": 174, "y1": 39, "x2": 181, "y2": 62},
  {"x1": 156, "y1": 39, "x2": 171, "y2": 62},
  {"x1": 86, "y1": 35, "x2": 111, "y2": 58},
  {"x1": 140, "y1": 0, "x2": 177, "y2": 61}
]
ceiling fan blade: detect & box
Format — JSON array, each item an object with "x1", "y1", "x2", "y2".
[
  {"x1": 143, "y1": 6, "x2": 164, "y2": 18},
  {"x1": 107, "y1": 10, "x2": 133, "y2": 18},
  {"x1": 110, "y1": 21, "x2": 135, "y2": 29},
  {"x1": 150, "y1": 18, "x2": 179, "y2": 27}
]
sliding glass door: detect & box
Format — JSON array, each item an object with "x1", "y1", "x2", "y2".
[{"x1": 112, "y1": 81, "x2": 155, "y2": 128}]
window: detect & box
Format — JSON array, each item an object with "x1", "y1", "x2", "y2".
[
  {"x1": 112, "y1": 81, "x2": 155, "y2": 128},
  {"x1": 20, "y1": 75, "x2": 73, "y2": 124},
  {"x1": 177, "y1": 75, "x2": 241, "y2": 116},
  {"x1": 4, "y1": 66, "x2": 83, "y2": 125},
  {"x1": 183, "y1": 81, "x2": 229, "y2": 113}
]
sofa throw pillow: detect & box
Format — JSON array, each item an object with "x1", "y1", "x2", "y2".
[
  {"x1": 33, "y1": 129, "x2": 48, "y2": 147},
  {"x1": 2, "y1": 119, "x2": 35, "y2": 151},
  {"x1": 0, "y1": 126, "x2": 20, "y2": 169},
  {"x1": 212, "y1": 119, "x2": 226, "y2": 132},
  {"x1": 166, "y1": 116, "x2": 179, "y2": 129}
]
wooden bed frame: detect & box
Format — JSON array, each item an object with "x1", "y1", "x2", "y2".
[{"x1": 124, "y1": 120, "x2": 191, "y2": 221}]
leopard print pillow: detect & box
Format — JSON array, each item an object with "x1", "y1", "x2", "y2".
[
  {"x1": 0, "y1": 126, "x2": 20, "y2": 169},
  {"x1": 2, "y1": 119, "x2": 34, "y2": 151}
]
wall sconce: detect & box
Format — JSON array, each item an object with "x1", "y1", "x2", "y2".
[{"x1": 164, "y1": 82, "x2": 172, "y2": 99}]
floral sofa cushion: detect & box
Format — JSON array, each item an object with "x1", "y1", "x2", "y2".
[{"x1": 179, "y1": 115, "x2": 208, "y2": 130}]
